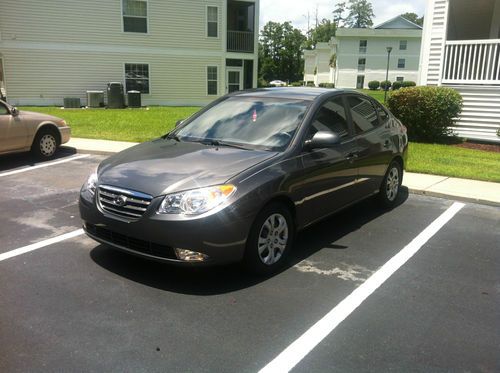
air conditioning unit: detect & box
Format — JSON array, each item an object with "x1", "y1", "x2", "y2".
[
  {"x1": 86, "y1": 91, "x2": 104, "y2": 108},
  {"x1": 127, "y1": 90, "x2": 141, "y2": 108},
  {"x1": 107, "y1": 82, "x2": 125, "y2": 109},
  {"x1": 63, "y1": 97, "x2": 81, "y2": 108}
]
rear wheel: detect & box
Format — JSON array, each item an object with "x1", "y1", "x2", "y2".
[
  {"x1": 31, "y1": 127, "x2": 58, "y2": 159},
  {"x1": 244, "y1": 203, "x2": 294, "y2": 275},
  {"x1": 377, "y1": 161, "x2": 402, "y2": 207}
]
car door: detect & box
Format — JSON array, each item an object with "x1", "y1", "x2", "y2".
[
  {"x1": 295, "y1": 95, "x2": 360, "y2": 225},
  {"x1": 345, "y1": 94, "x2": 393, "y2": 195},
  {"x1": 0, "y1": 102, "x2": 29, "y2": 153}
]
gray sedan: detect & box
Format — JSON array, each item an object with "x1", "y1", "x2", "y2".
[
  {"x1": 80, "y1": 88, "x2": 408, "y2": 274},
  {"x1": 0, "y1": 100, "x2": 71, "y2": 158}
]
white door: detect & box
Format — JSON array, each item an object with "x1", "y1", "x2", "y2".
[{"x1": 226, "y1": 67, "x2": 243, "y2": 93}]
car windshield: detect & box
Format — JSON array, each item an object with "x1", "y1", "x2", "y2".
[{"x1": 173, "y1": 97, "x2": 309, "y2": 151}]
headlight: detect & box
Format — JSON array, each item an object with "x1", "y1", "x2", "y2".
[
  {"x1": 158, "y1": 184, "x2": 236, "y2": 215},
  {"x1": 58, "y1": 119, "x2": 67, "y2": 126},
  {"x1": 82, "y1": 170, "x2": 98, "y2": 197}
]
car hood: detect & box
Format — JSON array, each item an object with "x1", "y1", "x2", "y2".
[
  {"x1": 19, "y1": 110, "x2": 63, "y2": 122},
  {"x1": 97, "y1": 139, "x2": 278, "y2": 197}
]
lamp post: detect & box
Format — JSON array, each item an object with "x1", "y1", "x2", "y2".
[{"x1": 384, "y1": 46, "x2": 393, "y2": 103}]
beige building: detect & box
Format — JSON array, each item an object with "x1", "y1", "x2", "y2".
[
  {"x1": 419, "y1": 0, "x2": 500, "y2": 143},
  {"x1": 0, "y1": 0, "x2": 259, "y2": 106},
  {"x1": 304, "y1": 16, "x2": 422, "y2": 89}
]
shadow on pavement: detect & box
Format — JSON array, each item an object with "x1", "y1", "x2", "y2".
[
  {"x1": 0, "y1": 147, "x2": 77, "y2": 172},
  {"x1": 90, "y1": 188, "x2": 409, "y2": 295}
]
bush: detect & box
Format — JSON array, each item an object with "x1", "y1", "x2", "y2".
[
  {"x1": 290, "y1": 81, "x2": 303, "y2": 87},
  {"x1": 380, "y1": 80, "x2": 391, "y2": 90},
  {"x1": 318, "y1": 83, "x2": 335, "y2": 88},
  {"x1": 258, "y1": 78, "x2": 270, "y2": 88},
  {"x1": 402, "y1": 81, "x2": 416, "y2": 88},
  {"x1": 392, "y1": 81, "x2": 402, "y2": 90},
  {"x1": 368, "y1": 81, "x2": 380, "y2": 90},
  {"x1": 387, "y1": 86, "x2": 463, "y2": 143},
  {"x1": 306, "y1": 81, "x2": 316, "y2": 87}
]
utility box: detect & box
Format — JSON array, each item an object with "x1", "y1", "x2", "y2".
[
  {"x1": 86, "y1": 91, "x2": 104, "y2": 108},
  {"x1": 107, "y1": 82, "x2": 125, "y2": 109},
  {"x1": 127, "y1": 90, "x2": 141, "y2": 108},
  {"x1": 63, "y1": 97, "x2": 81, "y2": 108}
]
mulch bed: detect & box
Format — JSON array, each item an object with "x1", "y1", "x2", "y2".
[{"x1": 454, "y1": 141, "x2": 500, "y2": 153}]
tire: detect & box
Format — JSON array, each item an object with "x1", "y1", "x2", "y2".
[
  {"x1": 31, "y1": 127, "x2": 59, "y2": 159},
  {"x1": 377, "y1": 160, "x2": 403, "y2": 208},
  {"x1": 243, "y1": 203, "x2": 294, "y2": 275}
]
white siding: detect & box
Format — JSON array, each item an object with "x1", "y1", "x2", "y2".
[
  {"x1": 0, "y1": 0, "x2": 259, "y2": 105},
  {"x1": 418, "y1": 0, "x2": 449, "y2": 85},
  {"x1": 450, "y1": 86, "x2": 500, "y2": 143}
]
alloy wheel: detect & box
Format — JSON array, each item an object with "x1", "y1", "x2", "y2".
[
  {"x1": 257, "y1": 213, "x2": 288, "y2": 265},
  {"x1": 386, "y1": 166, "x2": 400, "y2": 201},
  {"x1": 40, "y1": 134, "x2": 57, "y2": 157}
]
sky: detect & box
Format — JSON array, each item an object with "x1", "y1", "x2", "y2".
[{"x1": 259, "y1": 0, "x2": 427, "y2": 32}]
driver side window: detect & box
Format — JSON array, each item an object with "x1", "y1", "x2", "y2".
[
  {"x1": 308, "y1": 97, "x2": 350, "y2": 140},
  {"x1": 0, "y1": 103, "x2": 9, "y2": 115}
]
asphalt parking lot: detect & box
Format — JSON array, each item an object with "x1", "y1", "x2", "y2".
[{"x1": 0, "y1": 151, "x2": 499, "y2": 373}]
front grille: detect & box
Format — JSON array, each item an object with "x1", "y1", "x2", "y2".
[
  {"x1": 85, "y1": 223, "x2": 177, "y2": 260},
  {"x1": 97, "y1": 184, "x2": 152, "y2": 221}
]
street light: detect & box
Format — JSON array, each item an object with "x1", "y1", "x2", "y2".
[{"x1": 384, "y1": 46, "x2": 393, "y2": 103}]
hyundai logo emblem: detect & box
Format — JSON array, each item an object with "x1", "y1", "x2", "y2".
[{"x1": 114, "y1": 195, "x2": 128, "y2": 206}]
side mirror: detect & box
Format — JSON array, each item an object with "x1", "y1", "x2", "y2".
[
  {"x1": 305, "y1": 131, "x2": 341, "y2": 149},
  {"x1": 11, "y1": 107, "x2": 19, "y2": 117},
  {"x1": 175, "y1": 119, "x2": 184, "y2": 127}
]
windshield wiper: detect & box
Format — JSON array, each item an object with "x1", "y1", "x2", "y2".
[
  {"x1": 166, "y1": 133, "x2": 181, "y2": 142},
  {"x1": 201, "y1": 139, "x2": 252, "y2": 150}
]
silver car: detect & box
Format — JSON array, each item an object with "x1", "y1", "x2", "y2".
[{"x1": 0, "y1": 99, "x2": 71, "y2": 158}]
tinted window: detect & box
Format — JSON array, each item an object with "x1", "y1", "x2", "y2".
[
  {"x1": 373, "y1": 101, "x2": 390, "y2": 125},
  {"x1": 347, "y1": 96, "x2": 379, "y2": 134},
  {"x1": 309, "y1": 97, "x2": 350, "y2": 139}
]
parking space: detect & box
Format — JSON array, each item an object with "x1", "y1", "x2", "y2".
[{"x1": 0, "y1": 154, "x2": 498, "y2": 372}]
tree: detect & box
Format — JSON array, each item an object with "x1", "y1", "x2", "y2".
[
  {"x1": 333, "y1": 1, "x2": 347, "y2": 27},
  {"x1": 259, "y1": 21, "x2": 307, "y2": 83},
  {"x1": 304, "y1": 18, "x2": 337, "y2": 49},
  {"x1": 400, "y1": 12, "x2": 424, "y2": 27},
  {"x1": 345, "y1": 0, "x2": 375, "y2": 28}
]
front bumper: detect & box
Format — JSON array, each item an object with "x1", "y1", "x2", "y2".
[
  {"x1": 58, "y1": 126, "x2": 71, "y2": 145},
  {"x1": 79, "y1": 194, "x2": 255, "y2": 266}
]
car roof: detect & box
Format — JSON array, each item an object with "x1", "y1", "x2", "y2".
[{"x1": 232, "y1": 87, "x2": 350, "y2": 101}]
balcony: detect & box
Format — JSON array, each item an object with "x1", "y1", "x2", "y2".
[
  {"x1": 227, "y1": 30, "x2": 254, "y2": 53},
  {"x1": 227, "y1": 0, "x2": 255, "y2": 53},
  {"x1": 442, "y1": 39, "x2": 500, "y2": 85}
]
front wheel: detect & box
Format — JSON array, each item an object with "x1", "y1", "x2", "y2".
[
  {"x1": 31, "y1": 128, "x2": 59, "y2": 159},
  {"x1": 243, "y1": 203, "x2": 294, "y2": 275},
  {"x1": 377, "y1": 161, "x2": 402, "y2": 208}
]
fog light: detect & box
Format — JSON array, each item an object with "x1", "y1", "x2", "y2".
[{"x1": 174, "y1": 248, "x2": 208, "y2": 262}]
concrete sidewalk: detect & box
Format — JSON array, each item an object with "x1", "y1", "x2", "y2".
[{"x1": 63, "y1": 138, "x2": 500, "y2": 207}]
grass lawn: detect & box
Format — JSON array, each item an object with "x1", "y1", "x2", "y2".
[
  {"x1": 20, "y1": 106, "x2": 201, "y2": 143},
  {"x1": 407, "y1": 143, "x2": 500, "y2": 183},
  {"x1": 358, "y1": 89, "x2": 388, "y2": 104},
  {"x1": 19, "y1": 105, "x2": 499, "y2": 182}
]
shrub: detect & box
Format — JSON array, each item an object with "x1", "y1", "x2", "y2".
[
  {"x1": 402, "y1": 81, "x2": 417, "y2": 87},
  {"x1": 258, "y1": 78, "x2": 270, "y2": 88},
  {"x1": 380, "y1": 80, "x2": 392, "y2": 90},
  {"x1": 368, "y1": 81, "x2": 380, "y2": 90},
  {"x1": 290, "y1": 81, "x2": 303, "y2": 87},
  {"x1": 392, "y1": 81, "x2": 402, "y2": 90},
  {"x1": 318, "y1": 83, "x2": 335, "y2": 88},
  {"x1": 387, "y1": 86, "x2": 463, "y2": 143},
  {"x1": 306, "y1": 81, "x2": 316, "y2": 87}
]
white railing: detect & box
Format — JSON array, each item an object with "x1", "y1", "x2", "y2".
[
  {"x1": 442, "y1": 39, "x2": 500, "y2": 84},
  {"x1": 227, "y1": 30, "x2": 254, "y2": 53}
]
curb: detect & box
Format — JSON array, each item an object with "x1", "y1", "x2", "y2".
[
  {"x1": 61, "y1": 146, "x2": 126, "y2": 156},
  {"x1": 407, "y1": 188, "x2": 500, "y2": 208}
]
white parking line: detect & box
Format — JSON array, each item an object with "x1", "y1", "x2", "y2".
[
  {"x1": 0, "y1": 154, "x2": 90, "y2": 178},
  {"x1": 259, "y1": 202, "x2": 465, "y2": 373},
  {"x1": 0, "y1": 229, "x2": 84, "y2": 262}
]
